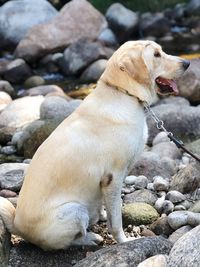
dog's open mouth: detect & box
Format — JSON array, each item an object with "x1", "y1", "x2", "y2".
[{"x1": 155, "y1": 77, "x2": 179, "y2": 95}]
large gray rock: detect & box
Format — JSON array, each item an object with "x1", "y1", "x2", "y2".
[
  {"x1": 151, "y1": 142, "x2": 181, "y2": 160},
  {"x1": 3, "y1": 59, "x2": 32, "y2": 84},
  {"x1": 138, "y1": 254, "x2": 168, "y2": 267},
  {"x1": 170, "y1": 163, "x2": 200, "y2": 194},
  {"x1": 75, "y1": 236, "x2": 172, "y2": 267},
  {"x1": 0, "y1": 217, "x2": 10, "y2": 267},
  {"x1": 61, "y1": 39, "x2": 107, "y2": 76},
  {"x1": 80, "y1": 59, "x2": 108, "y2": 82},
  {"x1": 0, "y1": 0, "x2": 57, "y2": 49},
  {"x1": 139, "y1": 13, "x2": 170, "y2": 38},
  {"x1": 147, "y1": 98, "x2": 200, "y2": 144},
  {"x1": 15, "y1": 0, "x2": 107, "y2": 62},
  {"x1": 123, "y1": 189, "x2": 157, "y2": 206},
  {"x1": 105, "y1": 3, "x2": 139, "y2": 42},
  {"x1": 130, "y1": 152, "x2": 176, "y2": 181},
  {"x1": 0, "y1": 80, "x2": 15, "y2": 97},
  {"x1": 0, "y1": 163, "x2": 28, "y2": 191},
  {"x1": 168, "y1": 225, "x2": 200, "y2": 267},
  {"x1": 0, "y1": 96, "x2": 44, "y2": 129},
  {"x1": 168, "y1": 225, "x2": 193, "y2": 244},
  {"x1": 177, "y1": 59, "x2": 200, "y2": 104},
  {"x1": 16, "y1": 119, "x2": 61, "y2": 158}
]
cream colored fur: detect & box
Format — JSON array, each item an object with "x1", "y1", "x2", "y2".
[{"x1": 0, "y1": 41, "x2": 187, "y2": 250}]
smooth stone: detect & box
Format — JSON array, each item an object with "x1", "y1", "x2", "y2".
[
  {"x1": 168, "y1": 225, "x2": 193, "y2": 244},
  {"x1": 150, "y1": 215, "x2": 173, "y2": 237},
  {"x1": 166, "y1": 191, "x2": 186, "y2": 204},
  {"x1": 0, "y1": 189, "x2": 17, "y2": 198},
  {"x1": 152, "y1": 132, "x2": 170, "y2": 146},
  {"x1": 151, "y1": 142, "x2": 181, "y2": 160},
  {"x1": 153, "y1": 176, "x2": 169, "y2": 191},
  {"x1": 187, "y1": 212, "x2": 200, "y2": 226},
  {"x1": 167, "y1": 211, "x2": 191, "y2": 230},
  {"x1": 174, "y1": 205, "x2": 186, "y2": 211},
  {"x1": 168, "y1": 225, "x2": 200, "y2": 267},
  {"x1": 75, "y1": 236, "x2": 172, "y2": 267},
  {"x1": 189, "y1": 200, "x2": 200, "y2": 213},
  {"x1": 98, "y1": 28, "x2": 118, "y2": 47},
  {"x1": 19, "y1": 85, "x2": 66, "y2": 98},
  {"x1": 24, "y1": 75, "x2": 45, "y2": 88},
  {"x1": 0, "y1": 80, "x2": 15, "y2": 97},
  {"x1": 123, "y1": 189, "x2": 157, "y2": 206},
  {"x1": 186, "y1": 138, "x2": 200, "y2": 156},
  {"x1": 125, "y1": 175, "x2": 148, "y2": 189},
  {"x1": 0, "y1": 163, "x2": 28, "y2": 192},
  {"x1": 122, "y1": 203, "x2": 159, "y2": 226},
  {"x1": 138, "y1": 254, "x2": 168, "y2": 267},
  {"x1": 1, "y1": 145, "x2": 17, "y2": 155},
  {"x1": 0, "y1": 92, "x2": 12, "y2": 111},
  {"x1": 80, "y1": 59, "x2": 108, "y2": 82}
]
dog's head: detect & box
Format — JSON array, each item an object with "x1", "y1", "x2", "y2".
[{"x1": 101, "y1": 40, "x2": 190, "y2": 104}]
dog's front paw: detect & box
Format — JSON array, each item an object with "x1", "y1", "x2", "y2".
[{"x1": 85, "y1": 232, "x2": 104, "y2": 245}]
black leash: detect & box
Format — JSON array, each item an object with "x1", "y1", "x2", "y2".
[{"x1": 144, "y1": 102, "x2": 200, "y2": 163}]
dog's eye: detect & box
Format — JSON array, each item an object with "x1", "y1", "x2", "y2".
[{"x1": 154, "y1": 51, "x2": 161, "y2": 58}]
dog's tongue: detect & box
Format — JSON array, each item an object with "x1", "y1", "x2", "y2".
[{"x1": 156, "y1": 77, "x2": 179, "y2": 95}]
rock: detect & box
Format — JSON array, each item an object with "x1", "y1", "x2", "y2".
[
  {"x1": 138, "y1": 254, "x2": 168, "y2": 267},
  {"x1": 186, "y1": 138, "x2": 200, "y2": 156},
  {"x1": 152, "y1": 142, "x2": 181, "y2": 160},
  {"x1": 177, "y1": 59, "x2": 200, "y2": 104},
  {"x1": 168, "y1": 225, "x2": 200, "y2": 267},
  {"x1": 174, "y1": 205, "x2": 186, "y2": 211},
  {"x1": 170, "y1": 163, "x2": 200, "y2": 194},
  {"x1": 0, "y1": 189, "x2": 17, "y2": 198},
  {"x1": 189, "y1": 200, "x2": 200, "y2": 213},
  {"x1": 150, "y1": 215, "x2": 173, "y2": 236},
  {"x1": 130, "y1": 152, "x2": 176, "y2": 181},
  {"x1": 0, "y1": 217, "x2": 10, "y2": 267},
  {"x1": 24, "y1": 76, "x2": 45, "y2": 88},
  {"x1": 0, "y1": 163, "x2": 28, "y2": 191},
  {"x1": 3, "y1": 59, "x2": 32, "y2": 84},
  {"x1": 0, "y1": 0, "x2": 57, "y2": 49},
  {"x1": 0, "y1": 81, "x2": 15, "y2": 97},
  {"x1": 19, "y1": 85, "x2": 65, "y2": 98},
  {"x1": 153, "y1": 176, "x2": 169, "y2": 191},
  {"x1": 80, "y1": 59, "x2": 108, "y2": 82},
  {"x1": 0, "y1": 96, "x2": 44, "y2": 129},
  {"x1": 185, "y1": 0, "x2": 200, "y2": 16},
  {"x1": 0, "y1": 92, "x2": 12, "y2": 111},
  {"x1": 168, "y1": 225, "x2": 193, "y2": 244},
  {"x1": 61, "y1": 39, "x2": 107, "y2": 76},
  {"x1": 187, "y1": 212, "x2": 200, "y2": 226},
  {"x1": 40, "y1": 97, "x2": 80, "y2": 121},
  {"x1": 98, "y1": 28, "x2": 118, "y2": 47},
  {"x1": 122, "y1": 203, "x2": 159, "y2": 226},
  {"x1": 147, "y1": 99, "x2": 200, "y2": 144},
  {"x1": 75, "y1": 236, "x2": 172, "y2": 267},
  {"x1": 16, "y1": 119, "x2": 62, "y2": 158},
  {"x1": 124, "y1": 175, "x2": 148, "y2": 189},
  {"x1": 123, "y1": 189, "x2": 157, "y2": 206},
  {"x1": 139, "y1": 13, "x2": 170, "y2": 38},
  {"x1": 1, "y1": 145, "x2": 16, "y2": 155},
  {"x1": 15, "y1": 0, "x2": 107, "y2": 62},
  {"x1": 0, "y1": 127, "x2": 16, "y2": 145},
  {"x1": 166, "y1": 191, "x2": 186, "y2": 204},
  {"x1": 167, "y1": 211, "x2": 190, "y2": 230},
  {"x1": 105, "y1": 3, "x2": 139, "y2": 42},
  {"x1": 152, "y1": 132, "x2": 169, "y2": 146}
]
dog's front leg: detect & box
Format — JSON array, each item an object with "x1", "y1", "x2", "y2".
[{"x1": 101, "y1": 173, "x2": 127, "y2": 243}]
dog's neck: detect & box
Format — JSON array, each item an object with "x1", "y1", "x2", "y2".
[{"x1": 99, "y1": 79, "x2": 148, "y2": 106}]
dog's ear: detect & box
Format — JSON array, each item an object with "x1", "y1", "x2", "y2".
[{"x1": 117, "y1": 49, "x2": 151, "y2": 87}]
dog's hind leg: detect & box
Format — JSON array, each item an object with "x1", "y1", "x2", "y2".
[{"x1": 40, "y1": 202, "x2": 102, "y2": 250}]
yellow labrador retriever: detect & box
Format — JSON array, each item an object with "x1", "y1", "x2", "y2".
[{"x1": 0, "y1": 41, "x2": 189, "y2": 250}]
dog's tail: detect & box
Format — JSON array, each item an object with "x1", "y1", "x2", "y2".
[{"x1": 0, "y1": 196, "x2": 17, "y2": 234}]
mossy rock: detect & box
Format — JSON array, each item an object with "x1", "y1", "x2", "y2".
[{"x1": 122, "y1": 203, "x2": 159, "y2": 226}]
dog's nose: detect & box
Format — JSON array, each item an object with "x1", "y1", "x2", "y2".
[{"x1": 182, "y1": 60, "x2": 190, "y2": 70}]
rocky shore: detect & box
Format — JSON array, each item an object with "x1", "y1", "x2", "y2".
[{"x1": 0, "y1": 0, "x2": 199, "y2": 266}]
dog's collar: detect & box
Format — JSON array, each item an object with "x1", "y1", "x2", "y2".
[{"x1": 100, "y1": 79, "x2": 146, "y2": 105}]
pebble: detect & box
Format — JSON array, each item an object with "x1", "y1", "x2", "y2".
[
  {"x1": 167, "y1": 211, "x2": 190, "y2": 229},
  {"x1": 0, "y1": 189, "x2": 17, "y2": 198},
  {"x1": 166, "y1": 190, "x2": 186, "y2": 203},
  {"x1": 174, "y1": 205, "x2": 186, "y2": 211},
  {"x1": 124, "y1": 175, "x2": 148, "y2": 189},
  {"x1": 153, "y1": 176, "x2": 169, "y2": 191},
  {"x1": 1, "y1": 145, "x2": 17, "y2": 155}
]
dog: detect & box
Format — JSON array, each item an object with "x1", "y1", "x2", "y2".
[{"x1": 0, "y1": 41, "x2": 189, "y2": 250}]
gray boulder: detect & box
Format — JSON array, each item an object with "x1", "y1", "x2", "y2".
[
  {"x1": 61, "y1": 39, "x2": 107, "y2": 76},
  {"x1": 98, "y1": 28, "x2": 118, "y2": 47},
  {"x1": 0, "y1": 0, "x2": 58, "y2": 49},
  {"x1": 75, "y1": 236, "x2": 172, "y2": 267},
  {"x1": 80, "y1": 59, "x2": 108, "y2": 82},
  {"x1": 177, "y1": 59, "x2": 200, "y2": 104},
  {"x1": 147, "y1": 98, "x2": 200, "y2": 144},
  {"x1": 0, "y1": 163, "x2": 28, "y2": 191},
  {"x1": 168, "y1": 225, "x2": 200, "y2": 267},
  {"x1": 130, "y1": 152, "x2": 176, "y2": 181},
  {"x1": 138, "y1": 254, "x2": 168, "y2": 267},
  {"x1": 168, "y1": 225, "x2": 193, "y2": 244},
  {"x1": 123, "y1": 189, "x2": 157, "y2": 206},
  {"x1": 15, "y1": 0, "x2": 107, "y2": 62},
  {"x1": 105, "y1": 3, "x2": 139, "y2": 42}
]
